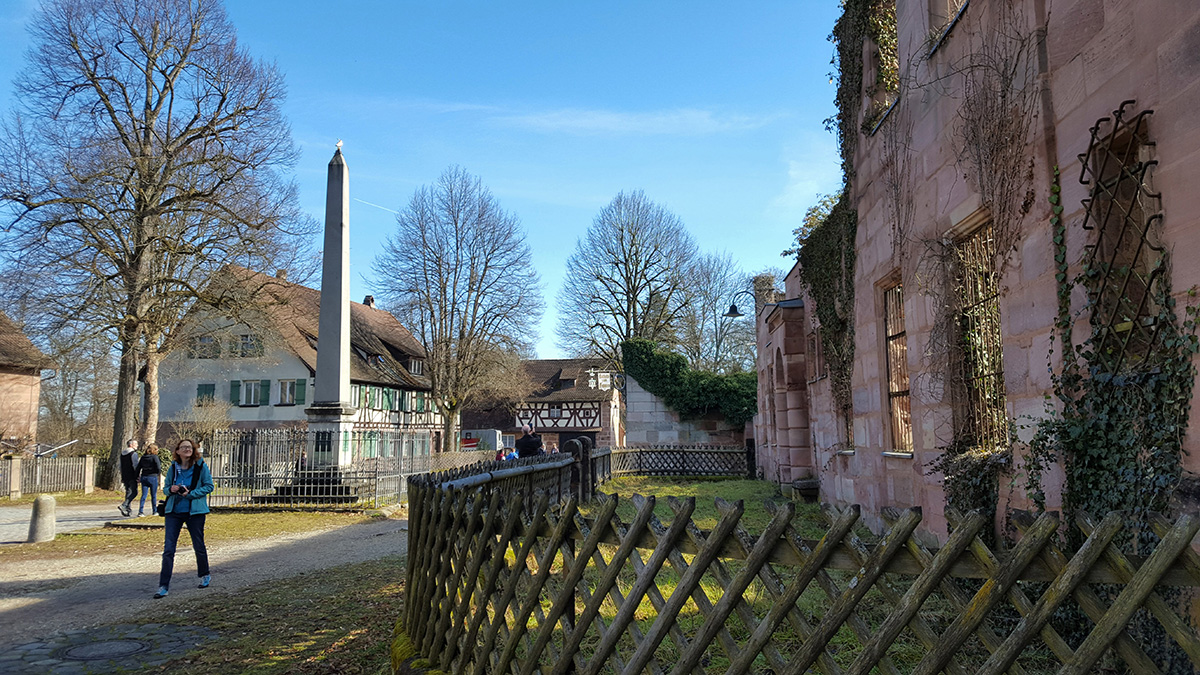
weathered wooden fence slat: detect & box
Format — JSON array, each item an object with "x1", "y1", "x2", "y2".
[{"x1": 401, "y1": 454, "x2": 1200, "y2": 675}]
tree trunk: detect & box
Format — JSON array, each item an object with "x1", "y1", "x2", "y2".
[
  {"x1": 140, "y1": 349, "x2": 161, "y2": 449},
  {"x1": 440, "y1": 403, "x2": 461, "y2": 454},
  {"x1": 106, "y1": 337, "x2": 139, "y2": 489}
]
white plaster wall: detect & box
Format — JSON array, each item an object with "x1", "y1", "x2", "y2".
[{"x1": 158, "y1": 343, "x2": 311, "y2": 427}]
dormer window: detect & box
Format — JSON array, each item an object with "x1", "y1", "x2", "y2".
[
  {"x1": 560, "y1": 379, "x2": 575, "y2": 390},
  {"x1": 233, "y1": 334, "x2": 263, "y2": 358},
  {"x1": 408, "y1": 359, "x2": 424, "y2": 376},
  {"x1": 188, "y1": 335, "x2": 220, "y2": 359}
]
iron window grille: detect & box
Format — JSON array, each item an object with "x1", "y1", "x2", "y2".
[
  {"x1": 1078, "y1": 101, "x2": 1163, "y2": 374},
  {"x1": 953, "y1": 223, "x2": 1008, "y2": 452},
  {"x1": 884, "y1": 283, "x2": 913, "y2": 453}
]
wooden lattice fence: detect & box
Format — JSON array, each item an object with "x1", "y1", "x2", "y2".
[{"x1": 402, "y1": 469, "x2": 1200, "y2": 674}]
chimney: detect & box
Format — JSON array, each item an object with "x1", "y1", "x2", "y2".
[
  {"x1": 275, "y1": 269, "x2": 288, "y2": 281},
  {"x1": 363, "y1": 295, "x2": 376, "y2": 309},
  {"x1": 752, "y1": 273, "x2": 779, "y2": 312}
]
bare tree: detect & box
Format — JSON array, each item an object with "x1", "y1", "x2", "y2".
[
  {"x1": 372, "y1": 166, "x2": 542, "y2": 453},
  {"x1": 0, "y1": 0, "x2": 311, "y2": 484},
  {"x1": 556, "y1": 190, "x2": 697, "y2": 365},
  {"x1": 39, "y1": 331, "x2": 119, "y2": 447},
  {"x1": 677, "y1": 252, "x2": 756, "y2": 373}
]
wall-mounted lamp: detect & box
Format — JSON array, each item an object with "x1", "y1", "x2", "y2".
[{"x1": 723, "y1": 290, "x2": 805, "y2": 319}]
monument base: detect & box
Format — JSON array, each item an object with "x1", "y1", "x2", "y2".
[{"x1": 305, "y1": 401, "x2": 357, "y2": 466}]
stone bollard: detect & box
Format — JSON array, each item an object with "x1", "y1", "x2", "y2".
[{"x1": 28, "y1": 494, "x2": 56, "y2": 543}]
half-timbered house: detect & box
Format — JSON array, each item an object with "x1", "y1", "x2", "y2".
[{"x1": 462, "y1": 358, "x2": 624, "y2": 451}]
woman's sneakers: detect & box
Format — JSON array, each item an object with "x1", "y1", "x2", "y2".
[
  {"x1": 198, "y1": 574, "x2": 211, "y2": 588},
  {"x1": 153, "y1": 586, "x2": 169, "y2": 599}
]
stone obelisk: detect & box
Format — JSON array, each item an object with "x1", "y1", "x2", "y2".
[{"x1": 307, "y1": 143, "x2": 357, "y2": 464}]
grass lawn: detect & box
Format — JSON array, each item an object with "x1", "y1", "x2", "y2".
[
  {"x1": 587, "y1": 475, "x2": 830, "y2": 538},
  {"x1": 0, "y1": 511, "x2": 379, "y2": 562},
  {"x1": 144, "y1": 555, "x2": 405, "y2": 675}
]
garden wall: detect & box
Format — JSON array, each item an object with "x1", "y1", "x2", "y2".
[{"x1": 623, "y1": 376, "x2": 744, "y2": 447}]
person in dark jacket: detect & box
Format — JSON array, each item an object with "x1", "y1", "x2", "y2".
[
  {"x1": 118, "y1": 438, "x2": 139, "y2": 517},
  {"x1": 514, "y1": 425, "x2": 544, "y2": 458},
  {"x1": 135, "y1": 442, "x2": 162, "y2": 517}
]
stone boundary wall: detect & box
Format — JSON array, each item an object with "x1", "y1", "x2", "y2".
[{"x1": 623, "y1": 376, "x2": 744, "y2": 447}]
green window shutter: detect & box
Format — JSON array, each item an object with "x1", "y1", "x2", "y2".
[
  {"x1": 230, "y1": 380, "x2": 241, "y2": 404},
  {"x1": 417, "y1": 391, "x2": 425, "y2": 412},
  {"x1": 295, "y1": 379, "x2": 306, "y2": 405},
  {"x1": 259, "y1": 379, "x2": 271, "y2": 405}
]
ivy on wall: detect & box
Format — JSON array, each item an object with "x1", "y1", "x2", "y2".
[
  {"x1": 794, "y1": 195, "x2": 858, "y2": 439},
  {"x1": 826, "y1": 0, "x2": 898, "y2": 178},
  {"x1": 1026, "y1": 165, "x2": 1199, "y2": 524},
  {"x1": 621, "y1": 339, "x2": 756, "y2": 428}
]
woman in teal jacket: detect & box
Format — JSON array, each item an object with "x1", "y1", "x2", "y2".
[{"x1": 154, "y1": 438, "x2": 214, "y2": 598}]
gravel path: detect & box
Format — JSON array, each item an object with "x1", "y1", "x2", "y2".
[
  {"x1": 0, "y1": 505, "x2": 129, "y2": 545},
  {"x1": 0, "y1": 516, "x2": 409, "y2": 651}
]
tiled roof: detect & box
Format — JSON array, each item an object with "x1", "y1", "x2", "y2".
[
  {"x1": 0, "y1": 312, "x2": 49, "y2": 369},
  {"x1": 522, "y1": 358, "x2": 616, "y2": 403},
  {"x1": 232, "y1": 268, "x2": 430, "y2": 390}
]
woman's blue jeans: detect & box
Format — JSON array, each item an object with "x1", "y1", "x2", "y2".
[
  {"x1": 138, "y1": 475, "x2": 159, "y2": 515},
  {"x1": 159, "y1": 512, "x2": 209, "y2": 589}
]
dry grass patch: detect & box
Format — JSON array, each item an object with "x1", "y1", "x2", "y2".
[{"x1": 142, "y1": 556, "x2": 406, "y2": 674}]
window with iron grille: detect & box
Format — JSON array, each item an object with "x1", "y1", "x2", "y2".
[
  {"x1": 954, "y1": 224, "x2": 1008, "y2": 451},
  {"x1": 1080, "y1": 104, "x2": 1162, "y2": 373},
  {"x1": 883, "y1": 283, "x2": 912, "y2": 453}
]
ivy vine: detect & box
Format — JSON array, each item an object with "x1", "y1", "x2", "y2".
[
  {"x1": 794, "y1": 194, "x2": 858, "y2": 440},
  {"x1": 826, "y1": 0, "x2": 898, "y2": 182},
  {"x1": 1026, "y1": 166, "x2": 1199, "y2": 524},
  {"x1": 621, "y1": 339, "x2": 757, "y2": 428}
]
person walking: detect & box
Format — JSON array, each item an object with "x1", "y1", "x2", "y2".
[
  {"x1": 118, "y1": 439, "x2": 139, "y2": 517},
  {"x1": 136, "y1": 443, "x2": 162, "y2": 517},
  {"x1": 155, "y1": 438, "x2": 213, "y2": 598}
]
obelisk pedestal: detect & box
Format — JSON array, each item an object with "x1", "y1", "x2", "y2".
[{"x1": 306, "y1": 145, "x2": 357, "y2": 466}]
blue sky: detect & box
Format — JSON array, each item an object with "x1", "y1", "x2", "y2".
[{"x1": 0, "y1": 1, "x2": 842, "y2": 358}]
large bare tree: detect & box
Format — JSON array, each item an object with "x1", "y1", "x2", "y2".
[
  {"x1": 373, "y1": 166, "x2": 542, "y2": 453},
  {"x1": 677, "y1": 252, "x2": 756, "y2": 373},
  {"x1": 0, "y1": 0, "x2": 310, "y2": 484},
  {"x1": 556, "y1": 190, "x2": 697, "y2": 365}
]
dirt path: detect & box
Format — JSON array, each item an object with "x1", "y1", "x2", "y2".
[{"x1": 0, "y1": 516, "x2": 409, "y2": 650}]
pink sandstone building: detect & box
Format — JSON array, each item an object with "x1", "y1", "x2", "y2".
[
  {"x1": 754, "y1": 0, "x2": 1200, "y2": 541},
  {"x1": 0, "y1": 312, "x2": 49, "y2": 446}
]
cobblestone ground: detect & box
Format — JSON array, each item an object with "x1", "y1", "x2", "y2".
[{"x1": 0, "y1": 624, "x2": 213, "y2": 674}]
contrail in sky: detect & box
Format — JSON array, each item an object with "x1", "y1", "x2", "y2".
[{"x1": 353, "y1": 198, "x2": 399, "y2": 214}]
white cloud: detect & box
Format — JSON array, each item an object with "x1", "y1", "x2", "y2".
[
  {"x1": 494, "y1": 107, "x2": 780, "y2": 136},
  {"x1": 767, "y1": 137, "x2": 841, "y2": 223}
]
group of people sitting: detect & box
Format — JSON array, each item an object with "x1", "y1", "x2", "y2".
[{"x1": 494, "y1": 425, "x2": 560, "y2": 461}]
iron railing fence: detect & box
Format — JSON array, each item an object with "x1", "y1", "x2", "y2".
[
  {"x1": 0, "y1": 459, "x2": 9, "y2": 497},
  {"x1": 201, "y1": 429, "x2": 489, "y2": 509},
  {"x1": 601, "y1": 445, "x2": 750, "y2": 478}
]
